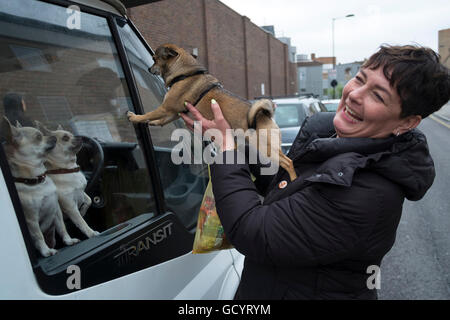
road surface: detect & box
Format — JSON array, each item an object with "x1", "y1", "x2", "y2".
[{"x1": 378, "y1": 115, "x2": 450, "y2": 299}]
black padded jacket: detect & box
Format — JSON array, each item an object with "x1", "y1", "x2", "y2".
[{"x1": 210, "y1": 112, "x2": 435, "y2": 299}]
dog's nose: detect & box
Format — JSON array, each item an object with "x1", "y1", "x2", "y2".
[{"x1": 148, "y1": 66, "x2": 158, "y2": 75}]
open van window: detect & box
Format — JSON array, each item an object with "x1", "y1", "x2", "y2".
[
  {"x1": 0, "y1": 0, "x2": 209, "y2": 295},
  {"x1": 115, "y1": 20, "x2": 209, "y2": 230}
]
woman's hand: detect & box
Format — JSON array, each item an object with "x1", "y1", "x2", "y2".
[{"x1": 179, "y1": 99, "x2": 235, "y2": 151}]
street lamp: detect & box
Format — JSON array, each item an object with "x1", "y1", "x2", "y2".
[{"x1": 332, "y1": 14, "x2": 355, "y2": 67}]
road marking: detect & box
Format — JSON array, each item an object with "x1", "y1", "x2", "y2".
[{"x1": 429, "y1": 115, "x2": 450, "y2": 129}]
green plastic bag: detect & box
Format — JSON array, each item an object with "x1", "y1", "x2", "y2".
[{"x1": 192, "y1": 166, "x2": 232, "y2": 254}]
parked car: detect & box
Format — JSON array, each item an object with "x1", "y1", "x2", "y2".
[
  {"x1": 273, "y1": 96, "x2": 327, "y2": 154},
  {"x1": 0, "y1": 0, "x2": 243, "y2": 299},
  {"x1": 322, "y1": 99, "x2": 341, "y2": 112}
]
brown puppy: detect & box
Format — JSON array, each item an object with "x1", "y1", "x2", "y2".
[{"x1": 127, "y1": 43, "x2": 296, "y2": 181}]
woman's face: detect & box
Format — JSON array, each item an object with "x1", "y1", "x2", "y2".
[{"x1": 333, "y1": 67, "x2": 415, "y2": 138}]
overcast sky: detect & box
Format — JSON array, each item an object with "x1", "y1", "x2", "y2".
[{"x1": 220, "y1": 0, "x2": 450, "y2": 64}]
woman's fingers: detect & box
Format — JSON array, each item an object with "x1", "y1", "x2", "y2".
[
  {"x1": 180, "y1": 99, "x2": 231, "y2": 135},
  {"x1": 210, "y1": 99, "x2": 224, "y2": 121},
  {"x1": 183, "y1": 102, "x2": 210, "y2": 133},
  {"x1": 210, "y1": 99, "x2": 231, "y2": 132},
  {"x1": 184, "y1": 102, "x2": 205, "y2": 122},
  {"x1": 179, "y1": 112, "x2": 194, "y2": 131}
]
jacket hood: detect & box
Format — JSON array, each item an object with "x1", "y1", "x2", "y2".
[
  {"x1": 290, "y1": 113, "x2": 435, "y2": 201},
  {"x1": 369, "y1": 130, "x2": 435, "y2": 201}
]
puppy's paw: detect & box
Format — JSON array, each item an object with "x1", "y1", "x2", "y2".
[
  {"x1": 126, "y1": 111, "x2": 135, "y2": 121},
  {"x1": 64, "y1": 237, "x2": 81, "y2": 246},
  {"x1": 41, "y1": 248, "x2": 58, "y2": 257},
  {"x1": 127, "y1": 111, "x2": 142, "y2": 123},
  {"x1": 86, "y1": 230, "x2": 100, "y2": 238}
]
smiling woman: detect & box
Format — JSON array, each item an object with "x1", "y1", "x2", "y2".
[
  {"x1": 184, "y1": 44, "x2": 450, "y2": 299},
  {"x1": 333, "y1": 67, "x2": 413, "y2": 138},
  {"x1": 334, "y1": 45, "x2": 449, "y2": 138}
]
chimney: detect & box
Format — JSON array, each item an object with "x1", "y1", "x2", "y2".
[{"x1": 311, "y1": 53, "x2": 316, "y2": 61}]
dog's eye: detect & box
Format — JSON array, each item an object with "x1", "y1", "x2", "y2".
[{"x1": 62, "y1": 135, "x2": 70, "y2": 142}]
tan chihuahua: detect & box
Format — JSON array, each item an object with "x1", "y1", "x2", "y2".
[
  {"x1": 36, "y1": 122, "x2": 99, "y2": 239},
  {"x1": 127, "y1": 44, "x2": 296, "y2": 181}
]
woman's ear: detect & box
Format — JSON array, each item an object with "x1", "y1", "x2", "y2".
[
  {"x1": 395, "y1": 115, "x2": 422, "y2": 135},
  {"x1": 21, "y1": 98, "x2": 27, "y2": 112}
]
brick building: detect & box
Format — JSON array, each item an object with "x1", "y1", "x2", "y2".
[
  {"x1": 311, "y1": 54, "x2": 336, "y2": 67},
  {"x1": 296, "y1": 60, "x2": 323, "y2": 98},
  {"x1": 127, "y1": 0, "x2": 298, "y2": 99}
]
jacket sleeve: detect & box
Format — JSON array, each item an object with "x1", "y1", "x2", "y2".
[
  {"x1": 210, "y1": 151, "x2": 381, "y2": 267},
  {"x1": 240, "y1": 144, "x2": 276, "y2": 196}
]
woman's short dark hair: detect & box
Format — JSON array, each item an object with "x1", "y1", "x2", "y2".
[{"x1": 362, "y1": 44, "x2": 450, "y2": 119}]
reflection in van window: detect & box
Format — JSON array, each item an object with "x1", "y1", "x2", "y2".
[{"x1": 0, "y1": 0, "x2": 157, "y2": 257}]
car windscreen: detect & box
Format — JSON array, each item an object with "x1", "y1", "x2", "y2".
[
  {"x1": 274, "y1": 103, "x2": 307, "y2": 128},
  {"x1": 324, "y1": 102, "x2": 339, "y2": 112}
]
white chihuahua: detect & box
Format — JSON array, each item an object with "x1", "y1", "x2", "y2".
[
  {"x1": 1, "y1": 117, "x2": 80, "y2": 257},
  {"x1": 36, "y1": 122, "x2": 99, "y2": 239}
]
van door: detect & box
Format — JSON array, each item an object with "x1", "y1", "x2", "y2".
[{"x1": 0, "y1": 0, "x2": 236, "y2": 298}]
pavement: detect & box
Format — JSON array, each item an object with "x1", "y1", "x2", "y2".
[{"x1": 433, "y1": 101, "x2": 450, "y2": 122}]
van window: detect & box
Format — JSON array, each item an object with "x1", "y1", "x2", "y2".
[
  {"x1": 0, "y1": 0, "x2": 158, "y2": 233},
  {"x1": 115, "y1": 20, "x2": 208, "y2": 230},
  {"x1": 0, "y1": 0, "x2": 174, "y2": 290}
]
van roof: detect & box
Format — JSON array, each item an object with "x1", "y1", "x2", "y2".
[
  {"x1": 71, "y1": 0, "x2": 162, "y2": 17},
  {"x1": 70, "y1": 0, "x2": 126, "y2": 16}
]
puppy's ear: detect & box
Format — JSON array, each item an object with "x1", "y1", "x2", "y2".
[
  {"x1": 1, "y1": 116, "x2": 20, "y2": 144},
  {"x1": 35, "y1": 120, "x2": 52, "y2": 136},
  {"x1": 15, "y1": 120, "x2": 22, "y2": 128},
  {"x1": 161, "y1": 46, "x2": 178, "y2": 59},
  {"x1": 34, "y1": 120, "x2": 41, "y2": 130}
]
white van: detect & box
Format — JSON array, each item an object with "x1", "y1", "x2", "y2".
[{"x1": 0, "y1": 0, "x2": 244, "y2": 299}]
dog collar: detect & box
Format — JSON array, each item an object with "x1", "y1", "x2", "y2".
[
  {"x1": 165, "y1": 68, "x2": 223, "y2": 114},
  {"x1": 181, "y1": 82, "x2": 223, "y2": 114},
  {"x1": 167, "y1": 69, "x2": 208, "y2": 88},
  {"x1": 14, "y1": 174, "x2": 46, "y2": 185},
  {"x1": 193, "y1": 82, "x2": 223, "y2": 106},
  {"x1": 46, "y1": 166, "x2": 80, "y2": 175}
]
